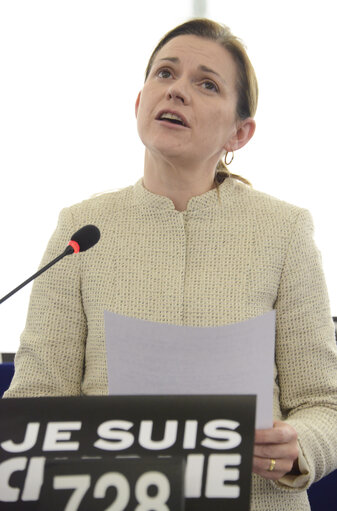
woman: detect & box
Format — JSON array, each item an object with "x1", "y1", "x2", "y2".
[{"x1": 5, "y1": 18, "x2": 337, "y2": 510}]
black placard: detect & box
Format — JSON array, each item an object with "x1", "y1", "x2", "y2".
[{"x1": 0, "y1": 394, "x2": 255, "y2": 510}]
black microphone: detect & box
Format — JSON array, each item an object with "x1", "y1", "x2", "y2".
[
  {"x1": 0, "y1": 225, "x2": 100, "y2": 305},
  {"x1": 66, "y1": 224, "x2": 100, "y2": 255}
]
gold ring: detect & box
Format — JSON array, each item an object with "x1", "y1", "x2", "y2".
[{"x1": 268, "y1": 458, "x2": 276, "y2": 472}]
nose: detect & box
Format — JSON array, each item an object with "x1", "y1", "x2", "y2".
[{"x1": 166, "y1": 78, "x2": 190, "y2": 104}]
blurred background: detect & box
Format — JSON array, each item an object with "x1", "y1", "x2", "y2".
[{"x1": 0, "y1": 0, "x2": 336, "y2": 352}]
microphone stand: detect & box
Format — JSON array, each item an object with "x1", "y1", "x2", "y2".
[{"x1": 0, "y1": 246, "x2": 74, "y2": 305}]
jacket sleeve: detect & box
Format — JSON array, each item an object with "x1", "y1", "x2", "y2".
[
  {"x1": 274, "y1": 209, "x2": 337, "y2": 489},
  {"x1": 3, "y1": 207, "x2": 87, "y2": 397}
]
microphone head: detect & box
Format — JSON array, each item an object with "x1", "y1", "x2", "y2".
[{"x1": 69, "y1": 225, "x2": 100, "y2": 253}]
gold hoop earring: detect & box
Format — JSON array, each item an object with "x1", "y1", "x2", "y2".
[{"x1": 224, "y1": 151, "x2": 234, "y2": 165}]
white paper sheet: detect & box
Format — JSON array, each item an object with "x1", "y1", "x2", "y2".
[{"x1": 104, "y1": 310, "x2": 276, "y2": 429}]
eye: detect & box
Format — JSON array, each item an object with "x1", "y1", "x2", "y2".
[
  {"x1": 201, "y1": 80, "x2": 219, "y2": 93},
  {"x1": 157, "y1": 68, "x2": 172, "y2": 79}
]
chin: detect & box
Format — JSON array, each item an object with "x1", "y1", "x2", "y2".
[{"x1": 146, "y1": 140, "x2": 189, "y2": 159}]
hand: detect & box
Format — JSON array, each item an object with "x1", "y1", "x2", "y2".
[{"x1": 253, "y1": 421, "x2": 299, "y2": 481}]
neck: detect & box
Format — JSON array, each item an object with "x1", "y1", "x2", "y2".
[{"x1": 143, "y1": 151, "x2": 216, "y2": 211}]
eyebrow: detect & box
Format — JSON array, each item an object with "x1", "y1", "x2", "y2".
[{"x1": 158, "y1": 57, "x2": 227, "y2": 85}]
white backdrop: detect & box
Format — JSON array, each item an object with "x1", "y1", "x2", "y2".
[{"x1": 0, "y1": 0, "x2": 336, "y2": 353}]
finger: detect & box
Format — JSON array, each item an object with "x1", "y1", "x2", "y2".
[
  {"x1": 255, "y1": 423, "x2": 298, "y2": 445},
  {"x1": 254, "y1": 442, "x2": 299, "y2": 461},
  {"x1": 253, "y1": 455, "x2": 291, "y2": 473},
  {"x1": 253, "y1": 456, "x2": 294, "y2": 480}
]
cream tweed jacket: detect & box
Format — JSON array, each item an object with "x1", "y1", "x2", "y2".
[{"x1": 5, "y1": 178, "x2": 337, "y2": 510}]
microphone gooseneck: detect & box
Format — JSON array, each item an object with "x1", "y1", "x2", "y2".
[{"x1": 0, "y1": 225, "x2": 101, "y2": 305}]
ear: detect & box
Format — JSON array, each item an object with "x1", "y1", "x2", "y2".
[
  {"x1": 224, "y1": 118, "x2": 256, "y2": 152},
  {"x1": 135, "y1": 91, "x2": 141, "y2": 118}
]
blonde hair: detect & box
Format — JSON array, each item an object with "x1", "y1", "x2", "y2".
[{"x1": 145, "y1": 18, "x2": 258, "y2": 187}]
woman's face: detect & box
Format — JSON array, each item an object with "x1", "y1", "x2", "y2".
[{"x1": 135, "y1": 34, "x2": 250, "y2": 169}]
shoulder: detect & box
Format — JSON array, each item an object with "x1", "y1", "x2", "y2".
[
  {"x1": 69, "y1": 184, "x2": 135, "y2": 217},
  {"x1": 45, "y1": 184, "x2": 137, "y2": 252},
  {"x1": 57, "y1": 184, "x2": 136, "y2": 230},
  {"x1": 227, "y1": 178, "x2": 313, "y2": 232}
]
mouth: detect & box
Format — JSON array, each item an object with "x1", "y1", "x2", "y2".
[{"x1": 155, "y1": 110, "x2": 190, "y2": 128}]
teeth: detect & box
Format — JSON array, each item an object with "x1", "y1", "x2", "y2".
[{"x1": 160, "y1": 112, "x2": 185, "y2": 125}]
